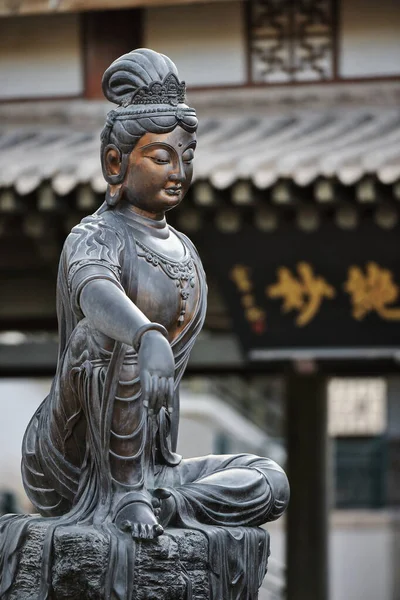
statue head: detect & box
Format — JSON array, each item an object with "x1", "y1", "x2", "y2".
[{"x1": 100, "y1": 48, "x2": 198, "y2": 215}]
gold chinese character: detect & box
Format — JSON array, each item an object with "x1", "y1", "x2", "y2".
[
  {"x1": 241, "y1": 294, "x2": 254, "y2": 309},
  {"x1": 245, "y1": 306, "x2": 266, "y2": 323},
  {"x1": 267, "y1": 262, "x2": 335, "y2": 327},
  {"x1": 230, "y1": 265, "x2": 252, "y2": 293},
  {"x1": 231, "y1": 264, "x2": 266, "y2": 333},
  {"x1": 344, "y1": 262, "x2": 400, "y2": 320}
]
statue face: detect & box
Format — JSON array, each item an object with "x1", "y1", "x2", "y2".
[{"x1": 122, "y1": 126, "x2": 196, "y2": 216}]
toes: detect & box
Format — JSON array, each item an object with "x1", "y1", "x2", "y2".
[
  {"x1": 143, "y1": 525, "x2": 152, "y2": 539},
  {"x1": 131, "y1": 523, "x2": 159, "y2": 540},
  {"x1": 120, "y1": 519, "x2": 132, "y2": 533},
  {"x1": 130, "y1": 524, "x2": 140, "y2": 539},
  {"x1": 138, "y1": 525, "x2": 146, "y2": 539}
]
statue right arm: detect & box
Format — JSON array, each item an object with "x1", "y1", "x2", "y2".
[
  {"x1": 80, "y1": 279, "x2": 175, "y2": 414},
  {"x1": 80, "y1": 277, "x2": 149, "y2": 346},
  {"x1": 64, "y1": 219, "x2": 175, "y2": 413},
  {"x1": 65, "y1": 219, "x2": 151, "y2": 344},
  {"x1": 77, "y1": 271, "x2": 175, "y2": 415}
]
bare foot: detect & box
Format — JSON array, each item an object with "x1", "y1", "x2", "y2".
[
  {"x1": 153, "y1": 488, "x2": 177, "y2": 528},
  {"x1": 115, "y1": 501, "x2": 164, "y2": 539}
]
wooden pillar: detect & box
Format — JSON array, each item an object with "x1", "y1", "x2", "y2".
[
  {"x1": 286, "y1": 372, "x2": 329, "y2": 600},
  {"x1": 82, "y1": 8, "x2": 143, "y2": 99}
]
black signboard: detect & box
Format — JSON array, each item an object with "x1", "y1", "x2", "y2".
[{"x1": 196, "y1": 220, "x2": 400, "y2": 360}]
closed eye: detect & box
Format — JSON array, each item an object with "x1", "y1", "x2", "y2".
[
  {"x1": 150, "y1": 157, "x2": 170, "y2": 165},
  {"x1": 183, "y1": 150, "x2": 195, "y2": 164},
  {"x1": 145, "y1": 148, "x2": 171, "y2": 164}
]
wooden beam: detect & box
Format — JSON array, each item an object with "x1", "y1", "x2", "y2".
[{"x1": 0, "y1": 0, "x2": 235, "y2": 18}]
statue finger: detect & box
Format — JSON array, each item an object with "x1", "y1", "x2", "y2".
[
  {"x1": 159, "y1": 378, "x2": 168, "y2": 405},
  {"x1": 167, "y1": 377, "x2": 174, "y2": 413},
  {"x1": 156, "y1": 378, "x2": 167, "y2": 413},
  {"x1": 142, "y1": 371, "x2": 151, "y2": 408},
  {"x1": 151, "y1": 375, "x2": 159, "y2": 410}
]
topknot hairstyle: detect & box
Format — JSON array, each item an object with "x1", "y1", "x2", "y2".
[
  {"x1": 100, "y1": 48, "x2": 198, "y2": 207},
  {"x1": 102, "y1": 48, "x2": 180, "y2": 106}
]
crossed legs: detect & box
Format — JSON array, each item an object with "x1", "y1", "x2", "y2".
[{"x1": 155, "y1": 453, "x2": 290, "y2": 529}]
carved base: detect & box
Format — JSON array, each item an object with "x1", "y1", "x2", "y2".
[{"x1": 6, "y1": 520, "x2": 270, "y2": 600}]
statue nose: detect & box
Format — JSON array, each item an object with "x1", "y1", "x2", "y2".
[
  {"x1": 169, "y1": 162, "x2": 185, "y2": 183},
  {"x1": 169, "y1": 172, "x2": 184, "y2": 183}
]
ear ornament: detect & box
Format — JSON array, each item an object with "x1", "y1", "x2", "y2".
[{"x1": 105, "y1": 184, "x2": 123, "y2": 207}]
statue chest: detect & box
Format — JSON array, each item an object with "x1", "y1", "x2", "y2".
[{"x1": 133, "y1": 239, "x2": 200, "y2": 341}]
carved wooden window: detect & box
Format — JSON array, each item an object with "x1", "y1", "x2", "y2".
[
  {"x1": 328, "y1": 378, "x2": 387, "y2": 437},
  {"x1": 248, "y1": 0, "x2": 336, "y2": 83}
]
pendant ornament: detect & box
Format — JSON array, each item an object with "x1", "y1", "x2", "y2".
[{"x1": 136, "y1": 238, "x2": 195, "y2": 325}]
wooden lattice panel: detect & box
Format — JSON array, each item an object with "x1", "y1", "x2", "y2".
[{"x1": 249, "y1": 0, "x2": 335, "y2": 83}]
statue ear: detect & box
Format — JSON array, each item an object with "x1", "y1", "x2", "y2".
[
  {"x1": 101, "y1": 144, "x2": 129, "y2": 184},
  {"x1": 101, "y1": 144, "x2": 130, "y2": 206},
  {"x1": 104, "y1": 145, "x2": 122, "y2": 178}
]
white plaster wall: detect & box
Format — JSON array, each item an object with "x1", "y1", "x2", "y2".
[
  {"x1": 265, "y1": 518, "x2": 286, "y2": 564},
  {"x1": 0, "y1": 14, "x2": 83, "y2": 98},
  {"x1": 330, "y1": 514, "x2": 394, "y2": 600},
  {"x1": 264, "y1": 513, "x2": 398, "y2": 600},
  {"x1": 144, "y1": 2, "x2": 246, "y2": 86},
  {"x1": 331, "y1": 528, "x2": 391, "y2": 600},
  {"x1": 339, "y1": 0, "x2": 400, "y2": 78}
]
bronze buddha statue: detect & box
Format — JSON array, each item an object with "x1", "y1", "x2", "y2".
[{"x1": 0, "y1": 49, "x2": 289, "y2": 600}]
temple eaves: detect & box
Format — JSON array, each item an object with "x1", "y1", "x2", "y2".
[
  {"x1": 0, "y1": 102, "x2": 399, "y2": 197},
  {"x1": 0, "y1": 0, "x2": 233, "y2": 17}
]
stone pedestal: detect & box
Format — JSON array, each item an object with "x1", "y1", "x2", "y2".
[{"x1": 6, "y1": 521, "x2": 269, "y2": 600}]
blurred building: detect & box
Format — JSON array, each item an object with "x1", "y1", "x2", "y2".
[{"x1": 0, "y1": 1, "x2": 400, "y2": 599}]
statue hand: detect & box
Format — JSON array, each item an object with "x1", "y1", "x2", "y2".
[{"x1": 138, "y1": 330, "x2": 175, "y2": 415}]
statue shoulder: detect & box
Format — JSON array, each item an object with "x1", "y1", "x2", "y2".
[{"x1": 63, "y1": 212, "x2": 126, "y2": 266}]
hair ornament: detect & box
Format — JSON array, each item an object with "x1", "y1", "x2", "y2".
[
  {"x1": 176, "y1": 106, "x2": 188, "y2": 123},
  {"x1": 121, "y1": 73, "x2": 186, "y2": 108},
  {"x1": 101, "y1": 110, "x2": 118, "y2": 141}
]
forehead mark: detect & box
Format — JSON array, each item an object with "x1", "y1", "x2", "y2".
[{"x1": 178, "y1": 142, "x2": 183, "y2": 147}]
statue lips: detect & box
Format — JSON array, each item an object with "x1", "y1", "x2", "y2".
[{"x1": 164, "y1": 185, "x2": 182, "y2": 197}]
